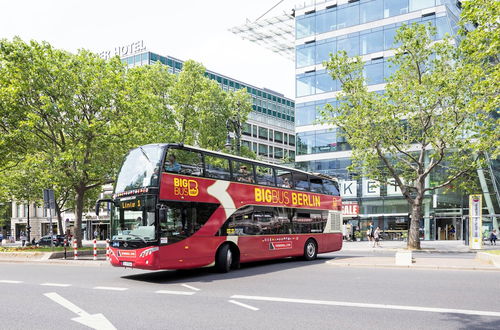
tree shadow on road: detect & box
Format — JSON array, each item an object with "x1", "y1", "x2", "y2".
[
  {"x1": 440, "y1": 312, "x2": 500, "y2": 329},
  {"x1": 121, "y1": 255, "x2": 336, "y2": 284}
]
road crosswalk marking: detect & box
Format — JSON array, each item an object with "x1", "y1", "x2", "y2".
[{"x1": 0, "y1": 280, "x2": 22, "y2": 284}]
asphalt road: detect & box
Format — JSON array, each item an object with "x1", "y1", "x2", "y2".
[{"x1": 1, "y1": 255, "x2": 499, "y2": 330}]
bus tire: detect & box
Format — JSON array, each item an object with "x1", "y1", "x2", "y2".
[
  {"x1": 303, "y1": 239, "x2": 317, "y2": 261},
  {"x1": 215, "y1": 244, "x2": 233, "y2": 273}
]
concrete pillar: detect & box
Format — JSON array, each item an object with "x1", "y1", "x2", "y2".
[{"x1": 424, "y1": 201, "x2": 431, "y2": 241}]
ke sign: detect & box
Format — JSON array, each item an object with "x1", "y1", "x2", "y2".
[
  {"x1": 342, "y1": 201, "x2": 359, "y2": 216},
  {"x1": 469, "y1": 194, "x2": 482, "y2": 250}
]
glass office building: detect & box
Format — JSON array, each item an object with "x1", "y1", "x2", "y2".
[
  {"x1": 121, "y1": 51, "x2": 296, "y2": 164},
  {"x1": 292, "y1": 0, "x2": 499, "y2": 240}
]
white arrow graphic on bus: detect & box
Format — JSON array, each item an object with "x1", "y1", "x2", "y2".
[
  {"x1": 207, "y1": 180, "x2": 236, "y2": 219},
  {"x1": 44, "y1": 292, "x2": 116, "y2": 330}
]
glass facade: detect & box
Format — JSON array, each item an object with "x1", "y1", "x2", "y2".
[
  {"x1": 294, "y1": 0, "x2": 469, "y2": 240},
  {"x1": 296, "y1": 0, "x2": 444, "y2": 40},
  {"x1": 297, "y1": 14, "x2": 451, "y2": 69}
]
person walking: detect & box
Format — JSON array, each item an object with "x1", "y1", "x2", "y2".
[
  {"x1": 489, "y1": 229, "x2": 497, "y2": 245},
  {"x1": 20, "y1": 231, "x2": 27, "y2": 247},
  {"x1": 366, "y1": 222, "x2": 374, "y2": 245},
  {"x1": 373, "y1": 226, "x2": 381, "y2": 248}
]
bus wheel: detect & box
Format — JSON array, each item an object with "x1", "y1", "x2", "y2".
[
  {"x1": 215, "y1": 244, "x2": 233, "y2": 273},
  {"x1": 304, "y1": 239, "x2": 317, "y2": 261}
]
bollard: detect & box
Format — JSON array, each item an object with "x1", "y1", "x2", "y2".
[
  {"x1": 93, "y1": 239, "x2": 97, "y2": 261},
  {"x1": 106, "y1": 239, "x2": 110, "y2": 261},
  {"x1": 63, "y1": 238, "x2": 68, "y2": 259},
  {"x1": 73, "y1": 239, "x2": 78, "y2": 260}
]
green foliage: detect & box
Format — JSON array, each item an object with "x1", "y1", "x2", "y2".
[
  {"x1": 322, "y1": 21, "x2": 497, "y2": 249},
  {"x1": 0, "y1": 38, "x2": 256, "y2": 245}
]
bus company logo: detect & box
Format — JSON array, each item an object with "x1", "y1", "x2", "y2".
[
  {"x1": 269, "y1": 241, "x2": 293, "y2": 250},
  {"x1": 173, "y1": 178, "x2": 199, "y2": 197},
  {"x1": 254, "y1": 188, "x2": 321, "y2": 207},
  {"x1": 118, "y1": 250, "x2": 136, "y2": 258}
]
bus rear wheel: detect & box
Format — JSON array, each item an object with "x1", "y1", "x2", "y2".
[
  {"x1": 303, "y1": 239, "x2": 317, "y2": 261},
  {"x1": 215, "y1": 244, "x2": 235, "y2": 273}
]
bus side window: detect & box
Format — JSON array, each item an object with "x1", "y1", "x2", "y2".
[
  {"x1": 256, "y1": 165, "x2": 275, "y2": 186},
  {"x1": 292, "y1": 172, "x2": 310, "y2": 191},
  {"x1": 276, "y1": 169, "x2": 293, "y2": 188},
  {"x1": 323, "y1": 179, "x2": 340, "y2": 196},
  {"x1": 310, "y1": 177, "x2": 325, "y2": 194},
  {"x1": 167, "y1": 148, "x2": 203, "y2": 176},
  {"x1": 204, "y1": 155, "x2": 231, "y2": 180}
]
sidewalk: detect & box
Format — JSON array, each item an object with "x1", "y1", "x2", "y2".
[
  {"x1": 341, "y1": 239, "x2": 500, "y2": 253},
  {"x1": 332, "y1": 240, "x2": 500, "y2": 271}
]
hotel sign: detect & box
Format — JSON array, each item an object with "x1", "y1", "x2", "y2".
[{"x1": 99, "y1": 40, "x2": 147, "y2": 60}]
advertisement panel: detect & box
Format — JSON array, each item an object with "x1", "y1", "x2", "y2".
[{"x1": 469, "y1": 194, "x2": 482, "y2": 250}]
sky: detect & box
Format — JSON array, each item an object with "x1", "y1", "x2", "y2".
[{"x1": 0, "y1": 0, "x2": 296, "y2": 98}]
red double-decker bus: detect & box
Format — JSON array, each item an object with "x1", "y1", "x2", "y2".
[{"x1": 96, "y1": 144, "x2": 342, "y2": 272}]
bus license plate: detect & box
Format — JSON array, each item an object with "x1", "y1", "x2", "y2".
[{"x1": 122, "y1": 261, "x2": 133, "y2": 267}]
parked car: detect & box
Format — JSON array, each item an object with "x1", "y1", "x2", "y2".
[{"x1": 35, "y1": 235, "x2": 67, "y2": 247}]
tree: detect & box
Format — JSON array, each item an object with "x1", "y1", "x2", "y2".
[
  {"x1": 322, "y1": 23, "x2": 497, "y2": 249},
  {"x1": 127, "y1": 59, "x2": 253, "y2": 151},
  {"x1": 0, "y1": 38, "x2": 136, "y2": 247},
  {"x1": 2, "y1": 155, "x2": 48, "y2": 241}
]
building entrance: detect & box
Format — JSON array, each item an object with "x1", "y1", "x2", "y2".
[{"x1": 435, "y1": 217, "x2": 461, "y2": 240}]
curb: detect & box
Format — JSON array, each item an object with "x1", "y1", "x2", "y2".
[
  {"x1": 476, "y1": 252, "x2": 500, "y2": 267},
  {"x1": 0, "y1": 258, "x2": 110, "y2": 267},
  {"x1": 326, "y1": 261, "x2": 500, "y2": 271}
]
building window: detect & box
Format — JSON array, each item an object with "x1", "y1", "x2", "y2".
[
  {"x1": 258, "y1": 144, "x2": 268, "y2": 156},
  {"x1": 242, "y1": 123, "x2": 251, "y2": 136},
  {"x1": 274, "y1": 131, "x2": 283, "y2": 143},
  {"x1": 258, "y1": 127, "x2": 268, "y2": 140}
]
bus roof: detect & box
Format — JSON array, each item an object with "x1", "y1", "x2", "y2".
[{"x1": 138, "y1": 143, "x2": 338, "y2": 182}]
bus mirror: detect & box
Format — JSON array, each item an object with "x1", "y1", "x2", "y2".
[{"x1": 95, "y1": 199, "x2": 116, "y2": 217}]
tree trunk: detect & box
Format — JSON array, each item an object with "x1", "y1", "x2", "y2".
[
  {"x1": 26, "y1": 200, "x2": 30, "y2": 242},
  {"x1": 407, "y1": 200, "x2": 422, "y2": 249},
  {"x1": 55, "y1": 202, "x2": 64, "y2": 236},
  {"x1": 74, "y1": 187, "x2": 86, "y2": 248}
]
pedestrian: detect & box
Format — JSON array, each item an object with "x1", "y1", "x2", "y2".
[
  {"x1": 93, "y1": 229, "x2": 98, "y2": 240},
  {"x1": 366, "y1": 222, "x2": 374, "y2": 244},
  {"x1": 20, "y1": 231, "x2": 27, "y2": 247},
  {"x1": 373, "y1": 226, "x2": 381, "y2": 248},
  {"x1": 489, "y1": 229, "x2": 497, "y2": 246}
]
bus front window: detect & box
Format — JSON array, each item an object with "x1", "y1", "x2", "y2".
[{"x1": 111, "y1": 196, "x2": 157, "y2": 242}]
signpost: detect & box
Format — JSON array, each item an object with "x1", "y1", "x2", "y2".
[
  {"x1": 469, "y1": 194, "x2": 482, "y2": 250},
  {"x1": 43, "y1": 189, "x2": 56, "y2": 250}
]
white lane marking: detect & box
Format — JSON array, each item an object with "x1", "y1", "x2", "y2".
[
  {"x1": 231, "y1": 295, "x2": 500, "y2": 318},
  {"x1": 229, "y1": 300, "x2": 259, "y2": 311},
  {"x1": 0, "y1": 280, "x2": 23, "y2": 284},
  {"x1": 181, "y1": 284, "x2": 200, "y2": 291},
  {"x1": 156, "y1": 290, "x2": 196, "y2": 295},
  {"x1": 93, "y1": 286, "x2": 128, "y2": 291},
  {"x1": 44, "y1": 292, "x2": 116, "y2": 330},
  {"x1": 41, "y1": 283, "x2": 71, "y2": 287}
]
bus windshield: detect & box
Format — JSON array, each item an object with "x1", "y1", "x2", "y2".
[
  {"x1": 111, "y1": 195, "x2": 157, "y2": 242},
  {"x1": 115, "y1": 145, "x2": 164, "y2": 193}
]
